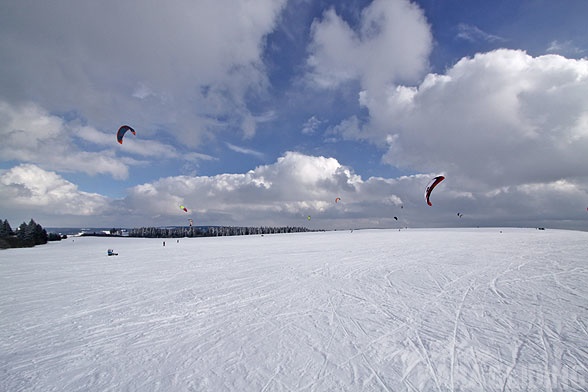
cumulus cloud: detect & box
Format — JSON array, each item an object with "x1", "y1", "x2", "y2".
[
  {"x1": 0, "y1": 164, "x2": 112, "y2": 220},
  {"x1": 2, "y1": 152, "x2": 587, "y2": 230},
  {"x1": 104, "y1": 152, "x2": 588, "y2": 230},
  {"x1": 348, "y1": 50, "x2": 588, "y2": 191},
  {"x1": 123, "y1": 151, "x2": 408, "y2": 227},
  {"x1": 306, "y1": 0, "x2": 432, "y2": 92}
]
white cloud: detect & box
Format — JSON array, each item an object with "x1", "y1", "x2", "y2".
[
  {"x1": 352, "y1": 50, "x2": 588, "y2": 191},
  {"x1": 121, "y1": 151, "x2": 588, "y2": 230},
  {"x1": 0, "y1": 0, "x2": 287, "y2": 144},
  {"x1": 1, "y1": 0, "x2": 587, "y2": 231},
  {"x1": 0, "y1": 101, "x2": 63, "y2": 149},
  {"x1": 0, "y1": 101, "x2": 132, "y2": 179},
  {"x1": 0, "y1": 164, "x2": 111, "y2": 217},
  {"x1": 184, "y1": 152, "x2": 217, "y2": 163},
  {"x1": 301, "y1": 115, "x2": 322, "y2": 135},
  {"x1": 456, "y1": 23, "x2": 505, "y2": 43},
  {"x1": 546, "y1": 40, "x2": 585, "y2": 57},
  {"x1": 226, "y1": 143, "x2": 265, "y2": 159},
  {"x1": 1, "y1": 152, "x2": 587, "y2": 230},
  {"x1": 327, "y1": 116, "x2": 362, "y2": 141},
  {"x1": 123, "y1": 152, "x2": 396, "y2": 226},
  {"x1": 0, "y1": 100, "x2": 218, "y2": 180},
  {"x1": 306, "y1": 0, "x2": 432, "y2": 92}
]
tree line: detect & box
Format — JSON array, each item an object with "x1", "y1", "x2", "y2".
[
  {"x1": 0, "y1": 219, "x2": 64, "y2": 249},
  {"x1": 1, "y1": 219, "x2": 318, "y2": 249},
  {"x1": 121, "y1": 225, "x2": 318, "y2": 238}
]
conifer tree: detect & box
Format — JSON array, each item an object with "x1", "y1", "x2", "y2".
[{"x1": 0, "y1": 219, "x2": 14, "y2": 238}]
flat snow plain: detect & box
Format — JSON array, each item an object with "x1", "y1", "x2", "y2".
[{"x1": 1, "y1": 228, "x2": 587, "y2": 391}]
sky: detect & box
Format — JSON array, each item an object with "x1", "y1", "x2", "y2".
[{"x1": 1, "y1": 0, "x2": 588, "y2": 230}]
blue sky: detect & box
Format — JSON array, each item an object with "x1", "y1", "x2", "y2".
[{"x1": 1, "y1": 0, "x2": 588, "y2": 230}]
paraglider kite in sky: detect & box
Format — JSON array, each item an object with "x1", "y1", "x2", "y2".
[
  {"x1": 335, "y1": 197, "x2": 341, "y2": 203},
  {"x1": 425, "y1": 175, "x2": 445, "y2": 206},
  {"x1": 116, "y1": 125, "x2": 136, "y2": 144},
  {"x1": 180, "y1": 205, "x2": 188, "y2": 213}
]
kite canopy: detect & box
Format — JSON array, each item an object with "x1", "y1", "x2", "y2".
[
  {"x1": 116, "y1": 125, "x2": 136, "y2": 144},
  {"x1": 180, "y1": 205, "x2": 188, "y2": 213},
  {"x1": 425, "y1": 175, "x2": 445, "y2": 206},
  {"x1": 335, "y1": 197, "x2": 341, "y2": 203}
]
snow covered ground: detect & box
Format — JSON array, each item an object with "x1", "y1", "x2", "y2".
[{"x1": 1, "y1": 228, "x2": 587, "y2": 391}]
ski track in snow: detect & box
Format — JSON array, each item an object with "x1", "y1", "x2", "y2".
[{"x1": 1, "y1": 228, "x2": 588, "y2": 391}]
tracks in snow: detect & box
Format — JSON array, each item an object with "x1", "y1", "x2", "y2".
[{"x1": 1, "y1": 230, "x2": 587, "y2": 391}]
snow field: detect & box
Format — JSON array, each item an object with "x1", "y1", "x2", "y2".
[{"x1": 1, "y1": 228, "x2": 587, "y2": 391}]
